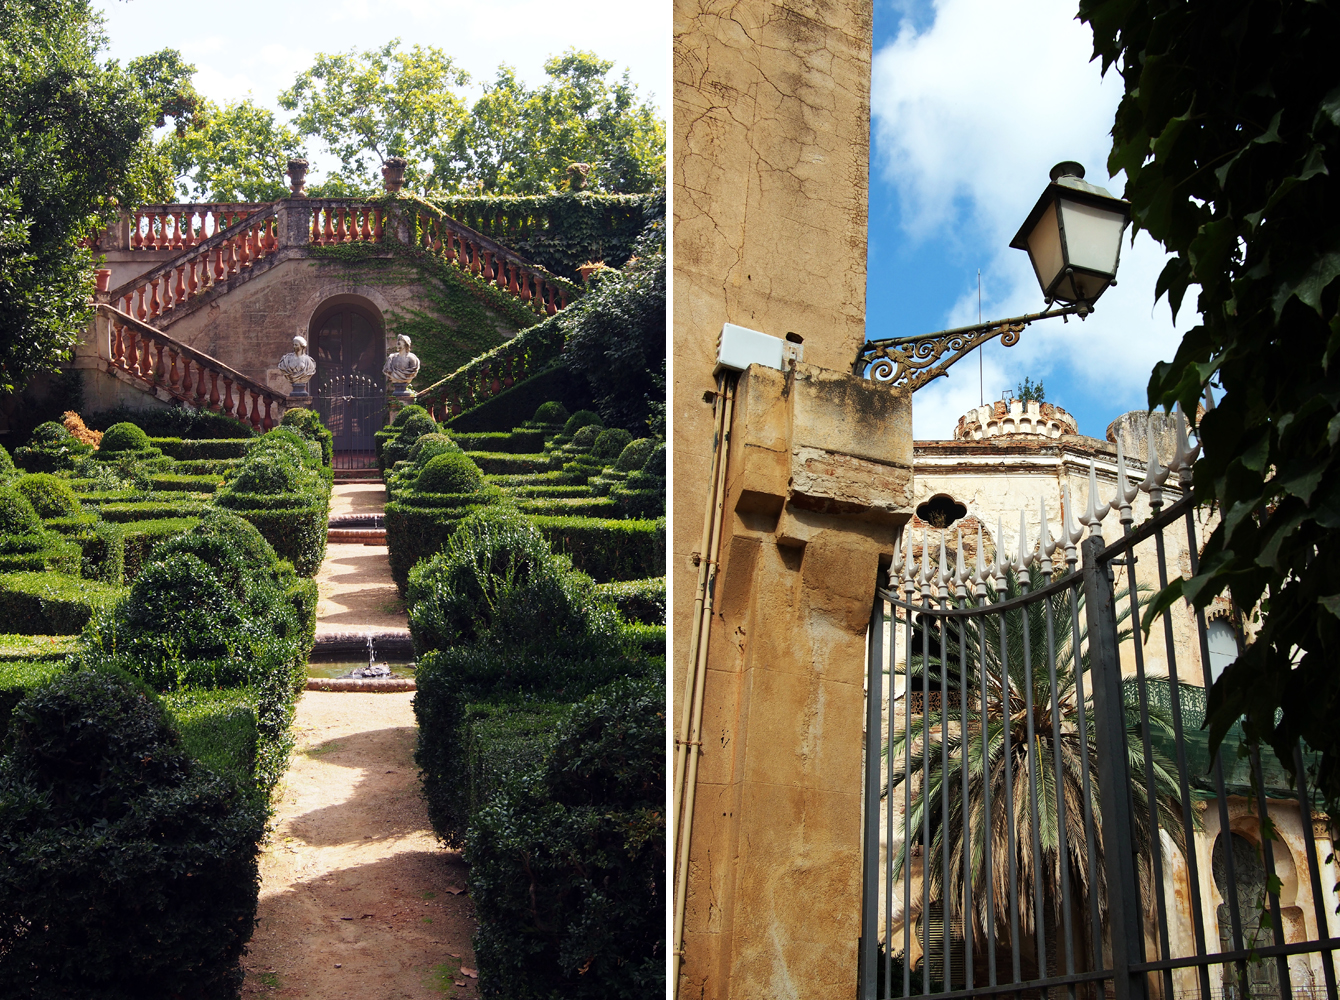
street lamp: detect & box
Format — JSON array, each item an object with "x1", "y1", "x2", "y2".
[{"x1": 854, "y1": 161, "x2": 1131, "y2": 391}]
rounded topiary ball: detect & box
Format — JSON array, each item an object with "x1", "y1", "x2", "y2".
[
  {"x1": 410, "y1": 433, "x2": 461, "y2": 465},
  {"x1": 0, "y1": 487, "x2": 42, "y2": 536},
  {"x1": 397, "y1": 412, "x2": 439, "y2": 442},
  {"x1": 100, "y1": 422, "x2": 151, "y2": 453},
  {"x1": 561, "y1": 410, "x2": 602, "y2": 436},
  {"x1": 613, "y1": 438, "x2": 656, "y2": 472},
  {"x1": 15, "y1": 473, "x2": 81, "y2": 519},
  {"x1": 641, "y1": 443, "x2": 666, "y2": 476},
  {"x1": 416, "y1": 453, "x2": 483, "y2": 495},
  {"x1": 533, "y1": 400, "x2": 569, "y2": 424},
  {"x1": 391, "y1": 404, "x2": 429, "y2": 428},
  {"x1": 571, "y1": 424, "x2": 602, "y2": 450},
  {"x1": 592, "y1": 428, "x2": 634, "y2": 463}
]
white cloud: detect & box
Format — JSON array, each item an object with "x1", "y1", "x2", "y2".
[{"x1": 872, "y1": 0, "x2": 1195, "y2": 430}]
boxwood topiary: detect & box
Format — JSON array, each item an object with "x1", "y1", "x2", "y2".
[
  {"x1": 0, "y1": 487, "x2": 42, "y2": 536},
  {"x1": 533, "y1": 400, "x2": 569, "y2": 425},
  {"x1": 0, "y1": 443, "x2": 14, "y2": 476},
  {"x1": 251, "y1": 427, "x2": 322, "y2": 471},
  {"x1": 13, "y1": 421, "x2": 92, "y2": 473},
  {"x1": 280, "y1": 408, "x2": 334, "y2": 466},
  {"x1": 15, "y1": 473, "x2": 82, "y2": 519},
  {"x1": 465, "y1": 675, "x2": 664, "y2": 1000},
  {"x1": 416, "y1": 452, "x2": 483, "y2": 495},
  {"x1": 0, "y1": 668, "x2": 265, "y2": 999},
  {"x1": 591, "y1": 427, "x2": 633, "y2": 463},
  {"x1": 100, "y1": 421, "x2": 152, "y2": 453},
  {"x1": 381, "y1": 412, "x2": 442, "y2": 471},
  {"x1": 561, "y1": 410, "x2": 602, "y2": 436},
  {"x1": 392, "y1": 404, "x2": 428, "y2": 427},
  {"x1": 227, "y1": 454, "x2": 306, "y2": 494},
  {"x1": 570, "y1": 424, "x2": 601, "y2": 451},
  {"x1": 615, "y1": 438, "x2": 656, "y2": 472},
  {"x1": 408, "y1": 432, "x2": 461, "y2": 465}
]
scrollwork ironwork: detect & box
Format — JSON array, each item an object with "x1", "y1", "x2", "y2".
[{"x1": 852, "y1": 304, "x2": 1084, "y2": 391}]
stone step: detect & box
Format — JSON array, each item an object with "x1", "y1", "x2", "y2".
[{"x1": 327, "y1": 527, "x2": 386, "y2": 543}]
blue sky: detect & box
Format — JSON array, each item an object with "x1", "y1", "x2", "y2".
[
  {"x1": 92, "y1": 0, "x2": 668, "y2": 184},
  {"x1": 868, "y1": 0, "x2": 1194, "y2": 440}
]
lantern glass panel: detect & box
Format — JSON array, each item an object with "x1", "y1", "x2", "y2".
[
  {"x1": 1026, "y1": 201, "x2": 1064, "y2": 292},
  {"x1": 1057, "y1": 197, "x2": 1124, "y2": 276}
]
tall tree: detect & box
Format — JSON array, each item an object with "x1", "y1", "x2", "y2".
[
  {"x1": 278, "y1": 39, "x2": 470, "y2": 195},
  {"x1": 1078, "y1": 2, "x2": 1340, "y2": 808},
  {"x1": 0, "y1": 0, "x2": 172, "y2": 394},
  {"x1": 163, "y1": 98, "x2": 304, "y2": 202},
  {"x1": 437, "y1": 50, "x2": 665, "y2": 195}
]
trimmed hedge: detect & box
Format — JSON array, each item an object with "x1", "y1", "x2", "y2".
[
  {"x1": 149, "y1": 438, "x2": 253, "y2": 461},
  {"x1": 465, "y1": 676, "x2": 665, "y2": 1000},
  {"x1": 86, "y1": 406, "x2": 255, "y2": 440},
  {"x1": 214, "y1": 500, "x2": 328, "y2": 576},
  {"x1": 0, "y1": 531, "x2": 82, "y2": 575},
  {"x1": 453, "y1": 429, "x2": 547, "y2": 454},
  {"x1": 100, "y1": 421, "x2": 152, "y2": 452},
  {"x1": 0, "y1": 571, "x2": 124, "y2": 634},
  {"x1": 594, "y1": 576, "x2": 666, "y2": 625},
  {"x1": 462, "y1": 700, "x2": 570, "y2": 818},
  {"x1": 517, "y1": 496, "x2": 618, "y2": 518},
  {"x1": 50, "y1": 518, "x2": 126, "y2": 584},
  {"x1": 149, "y1": 472, "x2": 224, "y2": 493},
  {"x1": 468, "y1": 451, "x2": 558, "y2": 475},
  {"x1": 531, "y1": 515, "x2": 666, "y2": 582},
  {"x1": 0, "y1": 669, "x2": 266, "y2": 998},
  {"x1": 164, "y1": 686, "x2": 258, "y2": 790},
  {"x1": 98, "y1": 499, "x2": 213, "y2": 522},
  {"x1": 0, "y1": 659, "x2": 67, "y2": 739},
  {"x1": 13, "y1": 421, "x2": 92, "y2": 472},
  {"x1": 122, "y1": 517, "x2": 201, "y2": 582},
  {"x1": 280, "y1": 408, "x2": 334, "y2": 467},
  {"x1": 15, "y1": 473, "x2": 81, "y2": 518}
]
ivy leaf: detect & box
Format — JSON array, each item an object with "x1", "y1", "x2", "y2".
[
  {"x1": 1320, "y1": 595, "x2": 1340, "y2": 621},
  {"x1": 1272, "y1": 248, "x2": 1340, "y2": 320}
]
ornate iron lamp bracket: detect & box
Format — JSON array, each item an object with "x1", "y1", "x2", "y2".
[{"x1": 852, "y1": 303, "x2": 1086, "y2": 391}]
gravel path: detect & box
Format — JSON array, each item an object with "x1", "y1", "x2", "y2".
[{"x1": 241, "y1": 486, "x2": 473, "y2": 998}]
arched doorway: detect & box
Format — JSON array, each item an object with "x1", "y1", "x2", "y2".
[
  {"x1": 310, "y1": 301, "x2": 385, "y2": 470},
  {"x1": 1214, "y1": 831, "x2": 1281, "y2": 997}
]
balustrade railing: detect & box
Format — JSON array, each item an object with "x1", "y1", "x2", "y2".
[
  {"x1": 96, "y1": 304, "x2": 284, "y2": 432},
  {"x1": 126, "y1": 203, "x2": 259, "y2": 251},
  {"x1": 105, "y1": 204, "x2": 281, "y2": 324},
  {"x1": 415, "y1": 320, "x2": 566, "y2": 421}
]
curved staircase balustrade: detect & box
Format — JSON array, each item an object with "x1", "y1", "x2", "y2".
[
  {"x1": 122, "y1": 203, "x2": 261, "y2": 252},
  {"x1": 104, "y1": 203, "x2": 283, "y2": 325},
  {"x1": 95, "y1": 304, "x2": 286, "y2": 432},
  {"x1": 415, "y1": 320, "x2": 567, "y2": 420}
]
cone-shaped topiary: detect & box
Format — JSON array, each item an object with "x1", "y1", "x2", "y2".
[
  {"x1": 0, "y1": 488, "x2": 42, "y2": 536},
  {"x1": 591, "y1": 428, "x2": 634, "y2": 463},
  {"x1": 533, "y1": 401, "x2": 569, "y2": 425},
  {"x1": 561, "y1": 410, "x2": 602, "y2": 436},
  {"x1": 100, "y1": 422, "x2": 152, "y2": 453},
  {"x1": 14, "y1": 473, "x2": 81, "y2": 519},
  {"x1": 613, "y1": 438, "x2": 657, "y2": 472},
  {"x1": 416, "y1": 453, "x2": 484, "y2": 495}
]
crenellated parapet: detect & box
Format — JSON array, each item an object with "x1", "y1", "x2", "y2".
[{"x1": 953, "y1": 398, "x2": 1078, "y2": 442}]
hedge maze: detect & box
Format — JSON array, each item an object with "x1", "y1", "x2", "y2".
[{"x1": 0, "y1": 408, "x2": 328, "y2": 996}]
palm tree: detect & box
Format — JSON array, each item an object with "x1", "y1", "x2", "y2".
[{"x1": 884, "y1": 562, "x2": 1186, "y2": 986}]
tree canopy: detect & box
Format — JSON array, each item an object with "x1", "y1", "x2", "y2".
[
  {"x1": 1079, "y1": 1, "x2": 1340, "y2": 806},
  {"x1": 0, "y1": 0, "x2": 174, "y2": 394},
  {"x1": 163, "y1": 98, "x2": 304, "y2": 202}
]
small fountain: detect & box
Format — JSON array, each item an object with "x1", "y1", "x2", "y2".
[{"x1": 341, "y1": 636, "x2": 392, "y2": 679}]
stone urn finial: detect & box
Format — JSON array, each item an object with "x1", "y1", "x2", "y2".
[
  {"x1": 382, "y1": 157, "x2": 408, "y2": 193},
  {"x1": 286, "y1": 158, "x2": 309, "y2": 197},
  {"x1": 566, "y1": 162, "x2": 591, "y2": 191}
]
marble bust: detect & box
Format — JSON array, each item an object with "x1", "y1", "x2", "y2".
[
  {"x1": 383, "y1": 334, "x2": 420, "y2": 397},
  {"x1": 278, "y1": 335, "x2": 317, "y2": 397}
]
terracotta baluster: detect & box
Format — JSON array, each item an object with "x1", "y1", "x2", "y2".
[
  {"x1": 170, "y1": 211, "x2": 182, "y2": 250},
  {"x1": 490, "y1": 361, "x2": 503, "y2": 395},
  {"x1": 482, "y1": 250, "x2": 496, "y2": 283},
  {"x1": 153, "y1": 341, "x2": 166, "y2": 383},
  {"x1": 130, "y1": 213, "x2": 143, "y2": 250},
  {"x1": 110, "y1": 321, "x2": 124, "y2": 367},
  {"x1": 322, "y1": 206, "x2": 335, "y2": 244},
  {"x1": 193, "y1": 364, "x2": 209, "y2": 407},
  {"x1": 122, "y1": 292, "x2": 134, "y2": 315},
  {"x1": 139, "y1": 333, "x2": 153, "y2": 379},
  {"x1": 173, "y1": 265, "x2": 186, "y2": 307},
  {"x1": 236, "y1": 230, "x2": 251, "y2": 267},
  {"x1": 495, "y1": 255, "x2": 507, "y2": 290},
  {"x1": 263, "y1": 217, "x2": 276, "y2": 252},
  {"x1": 186, "y1": 258, "x2": 199, "y2": 297},
  {"x1": 214, "y1": 246, "x2": 226, "y2": 282},
  {"x1": 431, "y1": 218, "x2": 442, "y2": 251},
  {"x1": 226, "y1": 239, "x2": 240, "y2": 276},
  {"x1": 208, "y1": 370, "x2": 221, "y2": 411},
  {"x1": 262, "y1": 397, "x2": 275, "y2": 432},
  {"x1": 124, "y1": 328, "x2": 138, "y2": 375},
  {"x1": 507, "y1": 263, "x2": 520, "y2": 295},
  {"x1": 166, "y1": 347, "x2": 180, "y2": 392},
  {"x1": 373, "y1": 209, "x2": 383, "y2": 241},
  {"x1": 147, "y1": 278, "x2": 161, "y2": 319},
  {"x1": 221, "y1": 377, "x2": 235, "y2": 417},
  {"x1": 502, "y1": 350, "x2": 515, "y2": 389},
  {"x1": 469, "y1": 242, "x2": 481, "y2": 275},
  {"x1": 332, "y1": 207, "x2": 345, "y2": 242},
  {"x1": 357, "y1": 207, "x2": 369, "y2": 241},
  {"x1": 180, "y1": 357, "x2": 193, "y2": 398},
  {"x1": 519, "y1": 271, "x2": 533, "y2": 304},
  {"x1": 450, "y1": 391, "x2": 461, "y2": 417}
]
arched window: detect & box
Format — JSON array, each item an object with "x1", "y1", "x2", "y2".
[
  {"x1": 1206, "y1": 618, "x2": 1237, "y2": 681},
  {"x1": 915, "y1": 494, "x2": 967, "y2": 529}
]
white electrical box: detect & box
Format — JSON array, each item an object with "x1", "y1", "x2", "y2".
[{"x1": 715, "y1": 323, "x2": 785, "y2": 375}]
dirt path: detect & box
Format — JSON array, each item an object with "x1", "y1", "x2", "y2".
[
  {"x1": 317, "y1": 484, "x2": 408, "y2": 636},
  {"x1": 241, "y1": 486, "x2": 473, "y2": 998}
]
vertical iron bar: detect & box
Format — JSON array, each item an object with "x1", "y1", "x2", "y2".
[
  {"x1": 1118, "y1": 540, "x2": 1176, "y2": 1000},
  {"x1": 1067, "y1": 581, "x2": 1104, "y2": 974},
  {"x1": 1292, "y1": 742, "x2": 1339, "y2": 997},
  {"x1": 1250, "y1": 741, "x2": 1294, "y2": 1000},
  {"x1": 1000, "y1": 605, "x2": 1022, "y2": 986},
  {"x1": 960, "y1": 593, "x2": 974, "y2": 994},
  {"x1": 862, "y1": 595, "x2": 885, "y2": 1000},
  {"x1": 1151, "y1": 520, "x2": 1212, "y2": 1000},
  {"x1": 1019, "y1": 575, "x2": 1049, "y2": 983},
  {"x1": 981, "y1": 587, "x2": 997, "y2": 988},
  {"x1": 1083, "y1": 535, "x2": 1147, "y2": 1000},
  {"x1": 1043, "y1": 589, "x2": 1077, "y2": 998},
  {"x1": 886, "y1": 603, "x2": 898, "y2": 999},
  {"x1": 941, "y1": 596, "x2": 952, "y2": 990},
  {"x1": 1183, "y1": 508, "x2": 1249, "y2": 995},
  {"x1": 906, "y1": 596, "x2": 915, "y2": 999},
  {"x1": 922, "y1": 588, "x2": 932, "y2": 995}
]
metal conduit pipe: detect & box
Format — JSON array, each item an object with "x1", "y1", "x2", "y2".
[{"x1": 671, "y1": 372, "x2": 736, "y2": 998}]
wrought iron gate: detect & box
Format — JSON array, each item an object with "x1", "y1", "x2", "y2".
[
  {"x1": 314, "y1": 370, "x2": 386, "y2": 471},
  {"x1": 861, "y1": 425, "x2": 1340, "y2": 1000}
]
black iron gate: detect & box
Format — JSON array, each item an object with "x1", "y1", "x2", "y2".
[
  {"x1": 861, "y1": 426, "x2": 1340, "y2": 1000},
  {"x1": 314, "y1": 370, "x2": 385, "y2": 471}
]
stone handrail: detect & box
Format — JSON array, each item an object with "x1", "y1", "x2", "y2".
[
  {"x1": 104, "y1": 203, "x2": 282, "y2": 324},
  {"x1": 125, "y1": 203, "x2": 260, "y2": 251},
  {"x1": 96, "y1": 304, "x2": 285, "y2": 431},
  {"x1": 415, "y1": 319, "x2": 566, "y2": 420}
]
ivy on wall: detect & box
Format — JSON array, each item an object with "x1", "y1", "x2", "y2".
[{"x1": 428, "y1": 191, "x2": 661, "y2": 282}]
